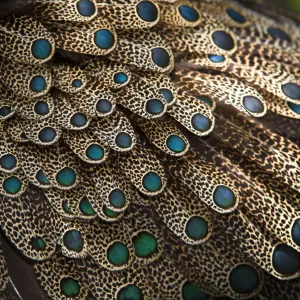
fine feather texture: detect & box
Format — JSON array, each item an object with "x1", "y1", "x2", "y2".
[
  {"x1": 0, "y1": 0, "x2": 299, "y2": 300},
  {"x1": 0, "y1": 0, "x2": 33, "y2": 18}
]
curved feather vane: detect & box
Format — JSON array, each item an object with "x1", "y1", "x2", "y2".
[
  {"x1": 176, "y1": 70, "x2": 268, "y2": 117},
  {"x1": 0, "y1": 15, "x2": 55, "y2": 65},
  {"x1": 0, "y1": 244, "x2": 8, "y2": 292},
  {"x1": 32, "y1": 0, "x2": 98, "y2": 22},
  {"x1": 0, "y1": 0, "x2": 299, "y2": 299},
  {"x1": 96, "y1": 0, "x2": 160, "y2": 29},
  {"x1": 0, "y1": 59, "x2": 52, "y2": 98}
]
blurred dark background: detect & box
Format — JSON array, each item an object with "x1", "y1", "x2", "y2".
[
  {"x1": 266, "y1": 0, "x2": 300, "y2": 14},
  {"x1": 286, "y1": 0, "x2": 300, "y2": 14}
]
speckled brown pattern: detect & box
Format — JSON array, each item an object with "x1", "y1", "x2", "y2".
[{"x1": 0, "y1": 0, "x2": 299, "y2": 299}]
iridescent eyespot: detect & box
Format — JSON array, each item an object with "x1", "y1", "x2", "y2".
[
  {"x1": 288, "y1": 102, "x2": 300, "y2": 114},
  {"x1": 229, "y1": 264, "x2": 259, "y2": 294},
  {"x1": 242, "y1": 96, "x2": 264, "y2": 114},
  {"x1": 107, "y1": 242, "x2": 130, "y2": 266},
  {"x1": 3, "y1": 176, "x2": 22, "y2": 195},
  {"x1": 56, "y1": 167, "x2": 77, "y2": 187},
  {"x1": 70, "y1": 113, "x2": 88, "y2": 128},
  {"x1": 212, "y1": 31, "x2": 235, "y2": 51},
  {"x1": 166, "y1": 135, "x2": 186, "y2": 153},
  {"x1": 38, "y1": 127, "x2": 57, "y2": 143},
  {"x1": 142, "y1": 172, "x2": 162, "y2": 192},
  {"x1": 178, "y1": 5, "x2": 200, "y2": 22},
  {"x1": 34, "y1": 101, "x2": 49, "y2": 116},
  {"x1": 94, "y1": 29, "x2": 115, "y2": 49},
  {"x1": 282, "y1": 83, "x2": 300, "y2": 100},
  {"x1": 191, "y1": 113, "x2": 212, "y2": 132},
  {"x1": 63, "y1": 230, "x2": 84, "y2": 252},
  {"x1": 30, "y1": 76, "x2": 47, "y2": 93},
  {"x1": 115, "y1": 132, "x2": 132, "y2": 149},
  {"x1": 76, "y1": 0, "x2": 96, "y2": 17},
  {"x1": 96, "y1": 99, "x2": 113, "y2": 114},
  {"x1": 151, "y1": 48, "x2": 170, "y2": 68},
  {"x1": 267, "y1": 27, "x2": 291, "y2": 42},
  {"x1": 31, "y1": 39, "x2": 52, "y2": 60},
  {"x1": 146, "y1": 99, "x2": 164, "y2": 115},
  {"x1": 60, "y1": 277, "x2": 81, "y2": 297},
  {"x1": 0, "y1": 154, "x2": 17, "y2": 171},
  {"x1": 226, "y1": 8, "x2": 246, "y2": 23},
  {"x1": 136, "y1": 1, "x2": 158, "y2": 22},
  {"x1": 208, "y1": 54, "x2": 225, "y2": 63},
  {"x1": 272, "y1": 244, "x2": 300, "y2": 275}
]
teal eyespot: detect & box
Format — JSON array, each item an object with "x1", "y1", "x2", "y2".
[
  {"x1": 272, "y1": 244, "x2": 300, "y2": 275},
  {"x1": 151, "y1": 48, "x2": 170, "y2": 68},
  {"x1": 178, "y1": 5, "x2": 199, "y2": 22},
  {"x1": 63, "y1": 230, "x2": 84, "y2": 253},
  {"x1": 113, "y1": 72, "x2": 128, "y2": 84},
  {"x1": 56, "y1": 167, "x2": 77, "y2": 187},
  {"x1": 288, "y1": 102, "x2": 300, "y2": 114},
  {"x1": 208, "y1": 54, "x2": 225, "y2": 63},
  {"x1": 267, "y1": 27, "x2": 291, "y2": 42},
  {"x1": 212, "y1": 31, "x2": 235, "y2": 50},
  {"x1": 146, "y1": 99, "x2": 164, "y2": 115},
  {"x1": 160, "y1": 88, "x2": 173, "y2": 103},
  {"x1": 166, "y1": 135, "x2": 186, "y2": 153},
  {"x1": 38, "y1": 127, "x2": 57, "y2": 143},
  {"x1": 229, "y1": 264, "x2": 259, "y2": 294},
  {"x1": 191, "y1": 113, "x2": 211, "y2": 132},
  {"x1": 225, "y1": 8, "x2": 246, "y2": 23},
  {"x1": 62, "y1": 201, "x2": 72, "y2": 214},
  {"x1": 30, "y1": 237, "x2": 46, "y2": 251},
  {"x1": 30, "y1": 75, "x2": 47, "y2": 93},
  {"x1": 76, "y1": 0, "x2": 96, "y2": 16},
  {"x1": 115, "y1": 132, "x2": 132, "y2": 149},
  {"x1": 243, "y1": 96, "x2": 264, "y2": 113},
  {"x1": 31, "y1": 39, "x2": 52, "y2": 60},
  {"x1": 36, "y1": 169, "x2": 50, "y2": 185},
  {"x1": 70, "y1": 112, "x2": 88, "y2": 128},
  {"x1": 117, "y1": 284, "x2": 143, "y2": 300},
  {"x1": 34, "y1": 100, "x2": 49, "y2": 116},
  {"x1": 185, "y1": 216, "x2": 208, "y2": 241},
  {"x1": 0, "y1": 106, "x2": 12, "y2": 117},
  {"x1": 282, "y1": 83, "x2": 300, "y2": 100},
  {"x1": 109, "y1": 188, "x2": 126, "y2": 209},
  {"x1": 182, "y1": 281, "x2": 208, "y2": 300},
  {"x1": 292, "y1": 219, "x2": 300, "y2": 246},
  {"x1": 60, "y1": 277, "x2": 81, "y2": 298},
  {"x1": 133, "y1": 231, "x2": 158, "y2": 258},
  {"x1": 196, "y1": 96, "x2": 213, "y2": 107},
  {"x1": 142, "y1": 171, "x2": 162, "y2": 192},
  {"x1": 79, "y1": 197, "x2": 96, "y2": 216},
  {"x1": 3, "y1": 176, "x2": 22, "y2": 195},
  {"x1": 94, "y1": 29, "x2": 115, "y2": 49},
  {"x1": 72, "y1": 79, "x2": 83, "y2": 88},
  {"x1": 107, "y1": 242, "x2": 129, "y2": 266},
  {"x1": 136, "y1": 1, "x2": 158, "y2": 22},
  {"x1": 86, "y1": 144, "x2": 104, "y2": 161},
  {"x1": 96, "y1": 99, "x2": 113, "y2": 114},
  {"x1": 213, "y1": 185, "x2": 236, "y2": 209},
  {"x1": 103, "y1": 205, "x2": 120, "y2": 218},
  {"x1": 0, "y1": 154, "x2": 17, "y2": 170}
]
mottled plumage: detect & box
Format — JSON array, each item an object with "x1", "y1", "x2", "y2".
[{"x1": 0, "y1": 0, "x2": 299, "y2": 299}]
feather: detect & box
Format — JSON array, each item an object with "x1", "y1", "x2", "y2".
[{"x1": 0, "y1": 0, "x2": 299, "y2": 299}]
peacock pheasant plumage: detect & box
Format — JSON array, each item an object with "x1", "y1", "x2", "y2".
[{"x1": 0, "y1": 0, "x2": 300, "y2": 299}]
